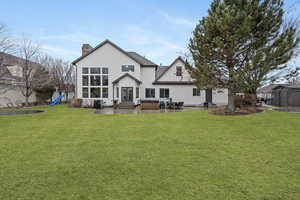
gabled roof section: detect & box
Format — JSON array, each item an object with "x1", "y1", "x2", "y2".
[
  {"x1": 156, "y1": 66, "x2": 170, "y2": 79},
  {"x1": 112, "y1": 73, "x2": 142, "y2": 85},
  {"x1": 72, "y1": 39, "x2": 158, "y2": 67},
  {"x1": 153, "y1": 81, "x2": 195, "y2": 85},
  {"x1": 127, "y1": 52, "x2": 157, "y2": 67},
  {"x1": 0, "y1": 52, "x2": 41, "y2": 68},
  {"x1": 154, "y1": 56, "x2": 185, "y2": 81},
  {"x1": 257, "y1": 84, "x2": 289, "y2": 93}
]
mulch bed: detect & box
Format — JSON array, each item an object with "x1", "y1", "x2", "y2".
[{"x1": 210, "y1": 106, "x2": 264, "y2": 116}]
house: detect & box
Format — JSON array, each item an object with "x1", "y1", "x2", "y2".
[
  {"x1": 0, "y1": 52, "x2": 39, "y2": 107},
  {"x1": 257, "y1": 84, "x2": 288, "y2": 104},
  {"x1": 72, "y1": 39, "x2": 228, "y2": 107},
  {"x1": 271, "y1": 85, "x2": 300, "y2": 107}
]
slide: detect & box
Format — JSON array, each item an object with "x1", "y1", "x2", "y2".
[{"x1": 49, "y1": 95, "x2": 64, "y2": 106}]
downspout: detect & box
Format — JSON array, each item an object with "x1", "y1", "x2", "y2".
[{"x1": 73, "y1": 63, "x2": 78, "y2": 98}]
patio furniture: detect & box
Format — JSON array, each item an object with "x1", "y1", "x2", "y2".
[
  {"x1": 175, "y1": 102, "x2": 184, "y2": 109},
  {"x1": 160, "y1": 101, "x2": 166, "y2": 109},
  {"x1": 167, "y1": 102, "x2": 176, "y2": 109},
  {"x1": 140, "y1": 100, "x2": 160, "y2": 110}
]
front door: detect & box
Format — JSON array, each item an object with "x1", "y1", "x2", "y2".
[{"x1": 121, "y1": 87, "x2": 133, "y2": 102}]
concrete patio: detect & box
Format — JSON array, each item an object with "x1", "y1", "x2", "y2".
[{"x1": 94, "y1": 106, "x2": 208, "y2": 115}]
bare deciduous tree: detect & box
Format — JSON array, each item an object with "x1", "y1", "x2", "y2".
[
  {"x1": 50, "y1": 58, "x2": 74, "y2": 102},
  {"x1": 17, "y1": 37, "x2": 41, "y2": 106},
  {"x1": 0, "y1": 24, "x2": 15, "y2": 96}
]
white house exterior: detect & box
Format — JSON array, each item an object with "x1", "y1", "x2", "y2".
[{"x1": 72, "y1": 40, "x2": 228, "y2": 107}]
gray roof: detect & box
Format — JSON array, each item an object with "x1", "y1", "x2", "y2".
[
  {"x1": 72, "y1": 39, "x2": 157, "y2": 67},
  {"x1": 156, "y1": 66, "x2": 170, "y2": 79},
  {"x1": 127, "y1": 52, "x2": 157, "y2": 66},
  {"x1": 257, "y1": 84, "x2": 288, "y2": 93},
  {"x1": 112, "y1": 73, "x2": 142, "y2": 84},
  {"x1": 0, "y1": 52, "x2": 41, "y2": 83},
  {"x1": 154, "y1": 57, "x2": 185, "y2": 82}
]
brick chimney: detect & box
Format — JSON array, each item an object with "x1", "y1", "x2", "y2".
[{"x1": 82, "y1": 44, "x2": 93, "y2": 56}]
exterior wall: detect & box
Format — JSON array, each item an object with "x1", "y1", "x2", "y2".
[
  {"x1": 114, "y1": 76, "x2": 140, "y2": 105},
  {"x1": 76, "y1": 42, "x2": 141, "y2": 106},
  {"x1": 74, "y1": 42, "x2": 229, "y2": 107},
  {"x1": 140, "y1": 67, "x2": 156, "y2": 101},
  {"x1": 212, "y1": 89, "x2": 228, "y2": 105},
  {"x1": 157, "y1": 59, "x2": 193, "y2": 82},
  {"x1": 151, "y1": 85, "x2": 205, "y2": 106},
  {"x1": 0, "y1": 85, "x2": 36, "y2": 107}
]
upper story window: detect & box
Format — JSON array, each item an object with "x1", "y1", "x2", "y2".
[
  {"x1": 82, "y1": 67, "x2": 89, "y2": 74},
  {"x1": 145, "y1": 88, "x2": 155, "y2": 98},
  {"x1": 193, "y1": 88, "x2": 201, "y2": 96},
  {"x1": 176, "y1": 66, "x2": 182, "y2": 76},
  {"x1": 90, "y1": 75, "x2": 101, "y2": 86},
  {"x1": 122, "y1": 65, "x2": 134, "y2": 72},
  {"x1": 102, "y1": 68, "x2": 108, "y2": 74},
  {"x1": 82, "y1": 75, "x2": 89, "y2": 86},
  {"x1": 160, "y1": 88, "x2": 169, "y2": 98},
  {"x1": 90, "y1": 68, "x2": 101, "y2": 74},
  {"x1": 81, "y1": 67, "x2": 109, "y2": 98}
]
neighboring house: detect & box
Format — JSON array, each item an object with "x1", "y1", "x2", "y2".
[
  {"x1": 257, "y1": 83, "x2": 300, "y2": 106},
  {"x1": 0, "y1": 52, "x2": 38, "y2": 107},
  {"x1": 257, "y1": 84, "x2": 288, "y2": 104},
  {"x1": 72, "y1": 39, "x2": 228, "y2": 107},
  {"x1": 271, "y1": 85, "x2": 300, "y2": 107}
]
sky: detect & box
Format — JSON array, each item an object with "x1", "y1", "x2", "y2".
[{"x1": 1, "y1": 0, "x2": 300, "y2": 65}]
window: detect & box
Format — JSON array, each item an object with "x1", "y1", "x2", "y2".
[
  {"x1": 122, "y1": 65, "x2": 134, "y2": 72},
  {"x1": 90, "y1": 88, "x2": 101, "y2": 98},
  {"x1": 82, "y1": 76, "x2": 89, "y2": 86},
  {"x1": 90, "y1": 75, "x2": 101, "y2": 86},
  {"x1": 82, "y1": 67, "x2": 89, "y2": 74},
  {"x1": 102, "y1": 88, "x2": 108, "y2": 98},
  {"x1": 145, "y1": 88, "x2": 155, "y2": 98},
  {"x1": 193, "y1": 88, "x2": 201, "y2": 96},
  {"x1": 136, "y1": 87, "x2": 139, "y2": 98},
  {"x1": 102, "y1": 68, "x2": 108, "y2": 74},
  {"x1": 83, "y1": 88, "x2": 89, "y2": 98},
  {"x1": 102, "y1": 75, "x2": 108, "y2": 86},
  {"x1": 128, "y1": 65, "x2": 134, "y2": 72},
  {"x1": 90, "y1": 67, "x2": 101, "y2": 74},
  {"x1": 81, "y1": 67, "x2": 109, "y2": 99},
  {"x1": 160, "y1": 88, "x2": 169, "y2": 98},
  {"x1": 176, "y1": 66, "x2": 182, "y2": 76},
  {"x1": 116, "y1": 87, "x2": 119, "y2": 98}
]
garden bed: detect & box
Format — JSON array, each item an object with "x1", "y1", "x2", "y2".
[{"x1": 210, "y1": 106, "x2": 264, "y2": 116}]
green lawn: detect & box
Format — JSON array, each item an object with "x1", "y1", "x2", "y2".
[{"x1": 0, "y1": 105, "x2": 299, "y2": 200}]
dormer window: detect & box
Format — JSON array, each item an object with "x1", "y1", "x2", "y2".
[
  {"x1": 176, "y1": 66, "x2": 182, "y2": 76},
  {"x1": 122, "y1": 65, "x2": 134, "y2": 72}
]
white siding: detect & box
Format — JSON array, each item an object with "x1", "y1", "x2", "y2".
[
  {"x1": 212, "y1": 89, "x2": 228, "y2": 105},
  {"x1": 0, "y1": 86, "x2": 36, "y2": 107},
  {"x1": 74, "y1": 41, "x2": 228, "y2": 107},
  {"x1": 76, "y1": 42, "x2": 141, "y2": 106},
  {"x1": 157, "y1": 59, "x2": 193, "y2": 82}
]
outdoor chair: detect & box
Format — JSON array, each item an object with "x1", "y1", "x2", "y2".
[
  {"x1": 160, "y1": 101, "x2": 166, "y2": 109},
  {"x1": 175, "y1": 102, "x2": 184, "y2": 109}
]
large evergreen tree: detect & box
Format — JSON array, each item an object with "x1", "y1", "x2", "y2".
[{"x1": 187, "y1": 0, "x2": 299, "y2": 112}]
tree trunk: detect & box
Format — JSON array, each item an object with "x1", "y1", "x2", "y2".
[
  {"x1": 205, "y1": 88, "x2": 213, "y2": 105},
  {"x1": 228, "y1": 88, "x2": 235, "y2": 112},
  {"x1": 25, "y1": 96, "x2": 29, "y2": 106}
]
